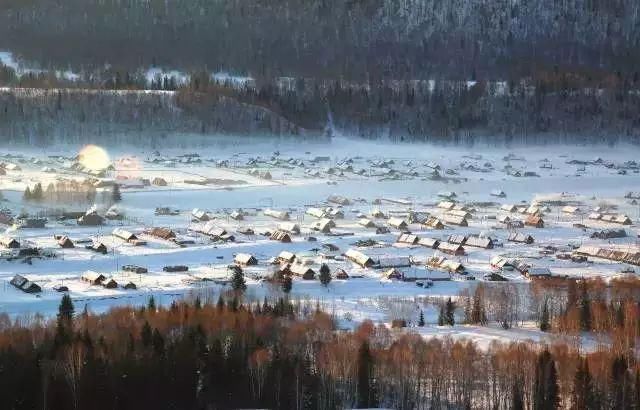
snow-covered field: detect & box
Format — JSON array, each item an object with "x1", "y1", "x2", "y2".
[{"x1": 0, "y1": 136, "x2": 638, "y2": 349}]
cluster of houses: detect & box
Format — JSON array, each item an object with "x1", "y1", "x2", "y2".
[
  {"x1": 574, "y1": 246, "x2": 640, "y2": 266},
  {"x1": 81, "y1": 271, "x2": 137, "y2": 290}
]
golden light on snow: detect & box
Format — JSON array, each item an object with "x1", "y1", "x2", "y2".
[{"x1": 78, "y1": 145, "x2": 110, "y2": 171}]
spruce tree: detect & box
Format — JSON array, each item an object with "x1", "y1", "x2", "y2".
[
  {"x1": 579, "y1": 282, "x2": 591, "y2": 331},
  {"x1": 356, "y1": 341, "x2": 376, "y2": 408},
  {"x1": 231, "y1": 267, "x2": 247, "y2": 293},
  {"x1": 512, "y1": 380, "x2": 524, "y2": 410},
  {"x1": 32, "y1": 183, "x2": 43, "y2": 201},
  {"x1": 57, "y1": 294, "x2": 75, "y2": 326},
  {"x1": 540, "y1": 298, "x2": 551, "y2": 332},
  {"x1": 216, "y1": 294, "x2": 225, "y2": 310},
  {"x1": 572, "y1": 358, "x2": 594, "y2": 410},
  {"x1": 418, "y1": 310, "x2": 425, "y2": 327},
  {"x1": 438, "y1": 305, "x2": 445, "y2": 326},
  {"x1": 23, "y1": 186, "x2": 32, "y2": 201},
  {"x1": 534, "y1": 350, "x2": 559, "y2": 410},
  {"x1": 282, "y1": 275, "x2": 292, "y2": 294},
  {"x1": 445, "y1": 297, "x2": 456, "y2": 326},
  {"x1": 147, "y1": 295, "x2": 156, "y2": 312},
  {"x1": 112, "y1": 184, "x2": 122, "y2": 202},
  {"x1": 319, "y1": 263, "x2": 331, "y2": 287},
  {"x1": 141, "y1": 321, "x2": 152, "y2": 348}
]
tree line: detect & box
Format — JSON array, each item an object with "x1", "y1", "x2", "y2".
[
  {"x1": 1, "y1": 0, "x2": 640, "y2": 81},
  {"x1": 0, "y1": 288, "x2": 637, "y2": 409}
]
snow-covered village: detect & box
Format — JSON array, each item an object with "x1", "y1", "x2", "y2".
[
  {"x1": 1, "y1": 0, "x2": 640, "y2": 407},
  {"x1": 0, "y1": 139, "x2": 637, "y2": 347}
]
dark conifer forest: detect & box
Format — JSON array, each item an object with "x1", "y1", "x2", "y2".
[
  {"x1": 0, "y1": 292, "x2": 637, "y2": 410},
  {"x1": 1, "y1": 0, "x2": 640, "y2": 144}
]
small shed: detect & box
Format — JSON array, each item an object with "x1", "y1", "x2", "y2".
[
  {"x1": 57, "y1": 235, "x2": 75, "y2": 248},
  {"x1": 424, "y1": 217, "x2": 445, "y2": 229},
  {"x1": 286, "y1": 263, "x2": 316, "y2": 280},
  {"x1": 334, "y1": 269, "x2": 349, "y2": 279},
  {"x1": 276, "y1": 251, "x2": 296, "y2": 264},
  {"x1": 264, "y1": 209, "x2": 290, "y2": 220},
  {"x1": 278, "y1": 222, "x2": 300, "y2": 234},
  {"x1": 397, "y1": 233, "x2": 419, "y2": 245},
  {"x1": 464, "y1": 236, "x2": 494, "y2": 249},
  {"x1": 388, "y1": 217, "x2": 408, "y2": 230},
  {"x1": 86, "y1": 242, "x2": 108, "y2": 254},
  {"x1": 358, "y1": 218, "x2": 377, "y2": 228},
  {"x1": 10, "y1": 274, "x2": 41, "y2": 293},
  {"x1": 437, "y1": 242, "x2": 465, "y2": 256},
  {"x1": 103, "y1": 279, "x2": 118, "y2": 289},
  {"x1": 525, "y1": 215, "x2": 544, "y2": 228},
  {"x1": 235, "y1": 253, "x2": 258, "y2": 266},
  {"x1": 270, "y1": 230, "x2": 292, "y2": 243},
  {"x1": 149, "y1": 227, "x2": 176, "y2": 240},
  {"x1": 152, "y1": 177, "x2": 168, "y2": 186},
  {"x1": 311, "y1": 218, "x2": 334, "y2": 233},
  {"x1": 0, "y1": 235, "x2": 20, "y2": 249},
  {"x1": 345, "y1": 249, "x2": 374, "y2": 268},
  {"x1": 508, "y1": 232, "x2": 535, "y2": 244},
  {"x1": 82, "y1": 271, "x2": 106, "y2": 285},
  {"x1": 417, "y1": 237, "x2": 440, "y2": 249},
  {"x1": 443, "y1": 215, "x2": 468, "y2": 227},
  {"x1": 78, "y1": 212, "x2": 105, "y2": 226},
  {"x1": 191, "y1": 208, "x2": 211, "y2": 222}
]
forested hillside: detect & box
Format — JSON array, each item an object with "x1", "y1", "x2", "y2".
[
  {"x1": 1, "y1": 0, "x2": 639, "y2": 79},
  {"x1": 1, "y1": 0, "x2": 640, "y2": 143}
]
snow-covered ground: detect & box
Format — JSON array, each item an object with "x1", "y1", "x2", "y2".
[{"x1": 0, "y1": 136, "x2": 638, "y2": 350}]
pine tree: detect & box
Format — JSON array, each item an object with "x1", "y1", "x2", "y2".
[
  {"x1": 57, "y1": 294, "x2": 75, "y2": 326},
  {"x1": 231, "y1": 267, "x2": 247, "y2": 293},
  {"x1": 418, "y1": 310, "x2": 425, "y2": 327},
  {"x1": 445, "y1": 297, "x2": 456, "y2": 326},
  {"x1": 471, "y1": 292, "x2": 487, "y2": 325},
  {"x1": 216, "y1": 294, "x2": 225, "y2": 311},
  {"x1": 571, "y1": 358, "x2": 594, "y2": 410},
  {"x1": 194, "y1": 296, "x2": 202, "y2": 310},
  {"x1": 611, "y1": 355, "x2": 632, "y2": 410},
  {"x1": 356, "y1": 341, "x2": 376, "y2": 408},
  {"x1": 147, "y1": 295, "x2": 156, "y2": 312},
  {"x1": 438, "y1": 305, "x2": 445, "y2": 326},
  {"x1": 319, "y1": 263, "x2": 331, "y2": 287},
  {"x1": 141, "y1": 321, "x2": 152, "y2": 348},
  {"x1": 534, "y1": 350, "x2": 559, "y2": 410},
  {"x1": 111, "y1": 184, "x2": 122, "y2": 202},
  {"x1": 23, "y1": 186, "x2": 32, "y2": 201},
  {"x1": 540, "y1": 298, "x2": 551, "y2": 332},
  {"x1": 32, "y1": 183, "x2": 43, "y2": 201},
  {"x1": 282, "y1": 275, "x2": 292, "y2": 294},
  {"x1": 512, "y1": 380, "x2": 524, "y2": 410},
  {"x1": 151, "y1": 328, "x2": 164, "y2": 356},
  {"x1": 579, "y1": 281, "x2": 591, "y2": 331}
]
